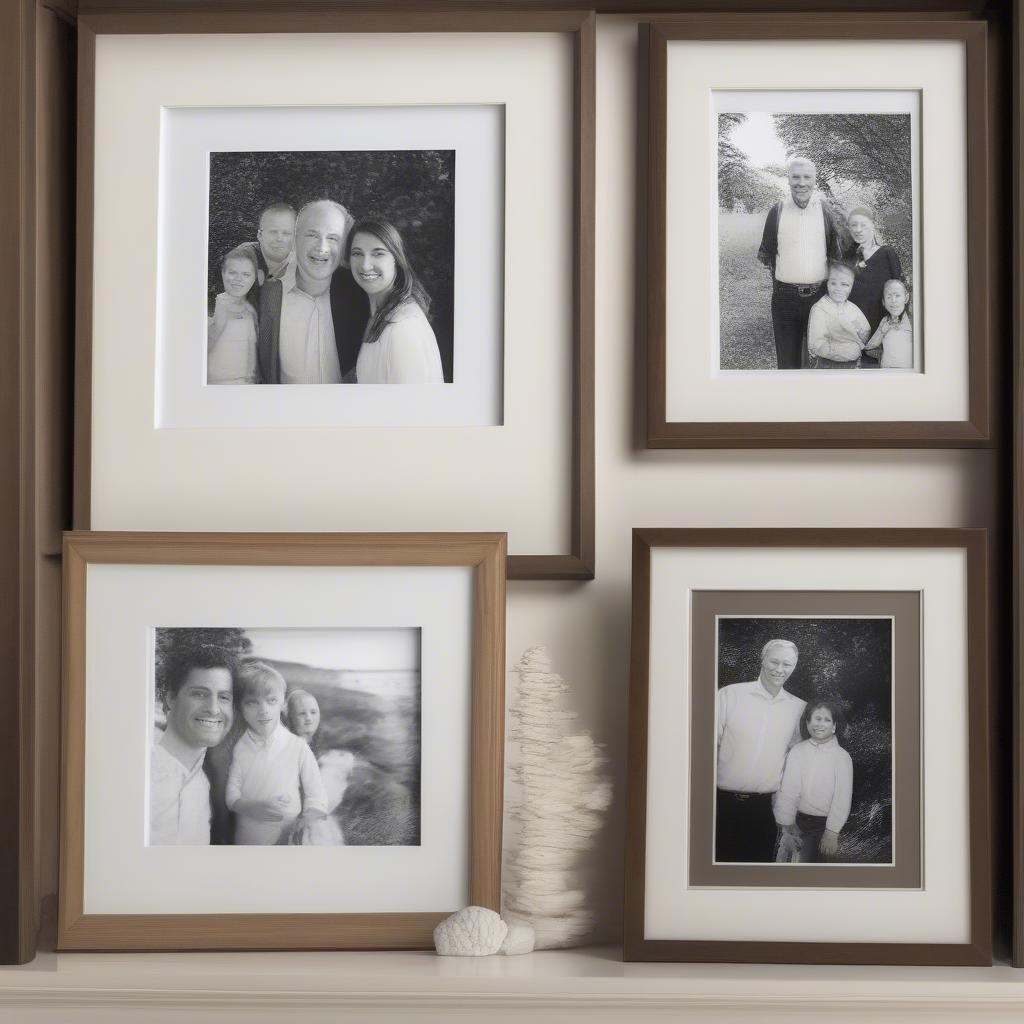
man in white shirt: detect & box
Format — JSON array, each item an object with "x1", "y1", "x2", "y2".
[
  {"x1": 150, "y1": 648, "x2": 236, "y2": 846},
  {"x1": 757, "y1": 158, "x2": 847, "y2": 369},
  {"x1": 256, "y1": 199, "x2": 370, "y2": 384},
  {"x1": 715, "y1": 639, "x2": 806, "y2": 863}
]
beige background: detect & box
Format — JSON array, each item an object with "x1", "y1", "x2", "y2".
[
  {"x1": 74, "y1": 16, "x2": 1000, "y2": 945},
  {"x1": 502, "y1": 17, "x2": 996, "y2": 941}
]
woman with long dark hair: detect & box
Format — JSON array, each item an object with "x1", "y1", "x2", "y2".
[{"x1": 346, "y1": 219, "x2": 444, "y2": 384}]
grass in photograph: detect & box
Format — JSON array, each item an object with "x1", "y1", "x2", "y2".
[{"x1": 717, "y1": 210, "x2": 777, "y2": 371}]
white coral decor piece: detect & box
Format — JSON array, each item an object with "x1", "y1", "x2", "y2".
[
  {"x1": 433, "y1": 906, "x2": 508, "y2": 956},
  {"x1": 503, "y1": 646, "x2": 613, "y2": 948}
]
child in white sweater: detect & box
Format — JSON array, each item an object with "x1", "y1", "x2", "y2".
[
  {"x1": 226, "y1": 662, "x2": 327, "y2": 845},
  {"x1": 774, "y1": 700, "x2": 853, "y2": 863}
]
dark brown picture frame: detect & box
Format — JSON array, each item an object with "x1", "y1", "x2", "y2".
[
  {"x1": 72, "y1": 9, "x2": 595, "y2": 582},
  {"x1": 58, "y1": 530, "x2": 506, "y2": 952},
  {"x1": 639, "y1": 17, "x2": 997, "y2": 449},
  {"x1": 624, "y1": 527, "x2": 992, "y2": 966}
]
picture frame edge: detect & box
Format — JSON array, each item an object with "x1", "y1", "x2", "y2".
[
  {"x1": 622, "y1": 526, "x2": 993, "y2": 965},
  {"x1": 640, "y1": 14, "x2": 997, "y2": 451},
  {"x1": 56, "y1": 529, "x2": 507, "y2": 952},
  {"x1": 71, "y1": 10, "x2": 596, "y2": 581}
]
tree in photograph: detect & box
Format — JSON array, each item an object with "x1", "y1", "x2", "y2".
[
  {"x1": 718, "y1": 113, "x2": 785, "y2": 213},
  {"x1": 154, "y1": 627, "x2": 253, "y2": 704},
  {"x1": 773, "y1": 113, "x2": 913, "y2": 271}
]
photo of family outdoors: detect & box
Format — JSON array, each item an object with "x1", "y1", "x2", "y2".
[
  {"x1": 712, "y1": 619, "x2": 895, "y2": 871},
  {"x1": 150, "y1": 626, "x2": 422, "y2": 848},
  {"x1": 717, "y1": 109, "x2": 916, "y2": 372},
  {"x1": 206, "y1": 149, "x2": 455, "y2": 387}
]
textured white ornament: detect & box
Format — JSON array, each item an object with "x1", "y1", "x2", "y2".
[
  {"x1": 433, "y1": 906, "x2": 508, "y2": 956},
  {"x1": 499, "y1": 918, "x2": 536, "y2": 955},
  {"x1": 503, "y1": 646, "x2": 613, "y2": 949}
]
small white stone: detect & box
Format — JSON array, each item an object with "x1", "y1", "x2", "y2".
[
  {"x1": 433, "y1": 906, "x2": 508, "y2": 956},
  {"x1": 499, "y1": 919, "x2": 535, "y2": 955}
]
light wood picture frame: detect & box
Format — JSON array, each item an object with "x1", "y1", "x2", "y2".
[
  {"x1": 74, "y1": 8, "x2": 595, "y2": 581},
  {"x1": 59, "y1": 531, "x2": 506, "y2": 952},
  {"x1": 624, "y1": 527, "x2": 992, "y2": 966},
  {"x1": 639, "y1": 16, "x2": 999, "y2": 448}
]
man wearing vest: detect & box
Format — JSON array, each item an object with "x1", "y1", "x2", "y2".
[
  {"x1": 257, "y1": 199, "x2": 370, "y2": 384},
  {"x1": 757, "y1": 157, "x2": 847, "y2": 369}
]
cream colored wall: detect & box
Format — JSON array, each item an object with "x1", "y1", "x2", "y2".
[{"x1": 503, "y1": 15, "x2": 999, "y2": 941}]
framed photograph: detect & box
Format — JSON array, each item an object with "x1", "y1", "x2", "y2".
[
  {"x1": 75, "y1": 10, "x2": 594, "y2": 580},
  {"x1": 640, "y1": 17, "x2": 996, "y2": 447},
  {"x1": 625, "y1": 528, "x2": 991, "y2": 965},
  {"x1": 58, "y1": 531, "x2": 505, "y2": 951}
]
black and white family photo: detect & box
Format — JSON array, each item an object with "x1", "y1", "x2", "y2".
[
  {"x1": 206, "y1": 149, "x2": 455, "y2": 386},
  {"x1": 714, "y1": 619, "x2": 893, "y2": 868},
  {"x1": 718, "y1": 110, "x2": 915, "y2": 372},
  {"x1": 150, "y1": 626, "x2": 421, "y2": 847}
]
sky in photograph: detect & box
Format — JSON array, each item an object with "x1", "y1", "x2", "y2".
[
  {"x1": 729, "y1": 112, "x2": 788, "y2": 172},
  {"x1": 246, "y1": 626, "x2": 421, "y2": 672}
]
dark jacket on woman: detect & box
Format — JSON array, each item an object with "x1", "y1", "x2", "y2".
[{"x1": 845, "y1": 243, "x2": 903, "y2": 335}]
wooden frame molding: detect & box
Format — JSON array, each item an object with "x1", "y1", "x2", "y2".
[
  {"x1": 58, "y1": 530, "x2": 506, "y2": 952},
  {"x1": 640, "y1": 16, "x2": 997, "y2": 449},
  {"x1": 71, "y1": 9, "x2": 595, "y2": 581},
  {"x1": 624, "y1": 527, "x2": 992, "y2": 966}
]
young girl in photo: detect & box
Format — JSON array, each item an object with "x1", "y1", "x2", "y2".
[
  {"x1": 207, "y1": 245, "x2": 259, "y2": 384},
  {"x1": 226, "y1": 662, "x2": 327, "y2": 845},
  {"x1": 774, "y1": 700, "x2": 854, "y2": 863},
  {"x1": 864, "y1": 279, "x2": 914, "y2": 369}
]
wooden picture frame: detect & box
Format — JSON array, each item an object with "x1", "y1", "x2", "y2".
[
  {"x1": 639, "y1": 16, "x2": 998, "y2": 448},
  {"x1": 624, "y1": 527, "x2": 992, "y2": 966},
  {"x1": 73, "y1": 9, "x2": 595, "y2": 581},
  {"x1": 58, "y1": 530, "x2": 506, "y2": 952}
]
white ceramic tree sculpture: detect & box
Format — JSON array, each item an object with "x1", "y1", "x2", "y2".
[{"x1": 503, "y1": 646, "x2": 613, "y2": 948}]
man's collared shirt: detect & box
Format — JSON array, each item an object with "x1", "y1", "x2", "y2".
[
  {"x1": 278, "y1": 263, "x2": 342, "y2": 384},
  {"x1": 263, "y1": 249, "x2": 296, "y2": 284},
  {"x1": 773, "y1": 735, "x2": 854, "y2": 834},
  {"x1": 716, "y1": 680, "x2": 806, "y2": 794},
  {"x1": 225, "y1": 724, "x2": 327, "y2": 817},
  {"x1": 774, "y1": 192, "x2": 828, "y2": 285},
  {"x1": 150, "y1": 736, "x2": 212, "y2": 845}
]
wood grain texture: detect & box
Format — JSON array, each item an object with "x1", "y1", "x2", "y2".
[
  {"x1": 641, "y1": 16, "x2": 998, "y2": 449},
  {"x1": 1013, "y1": 0, "x2": 1024, "y2": 969},
  {"x1": 57, "y1": 531, "x2": 506, "y2": 951},
  {"x1": 623, "y1": 528, "x2": 993, "y2": 966},
  {"x1": 71, "y1": 9, "x2": 595, "y2": 581},
  {"x1": 72, "y1": 0, "x2": 999, "y2": 14},
  {"x1": 0, "y1": 0, "x2": 34, "y2": 967},
  {"x1": 71, "y1": 19, "x2": 94, "y2": 530}
]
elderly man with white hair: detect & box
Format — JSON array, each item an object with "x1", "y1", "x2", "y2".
[
  {"x1": 715, "y1": 638, "x2": 807, "y2": 863},
  {"x1": 757, "y1": 157, "x2": 848, "y2": 369},
  {"x1": 257, "y1": 199, "x2": 370, "y2": 385}
]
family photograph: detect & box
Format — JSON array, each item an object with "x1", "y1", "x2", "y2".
[
  {"x1": 206, "y1": 149, "x2": 455, "y2": 386},
  {"x1": 150, "y1": 626, "x2": 422, "y2": 848},
  {"x1": 717, "y1": 110, "x2": 915, "y2": 372},
  {"x1": 714, "y1": 618, "x2": 894, "y2": 869}
]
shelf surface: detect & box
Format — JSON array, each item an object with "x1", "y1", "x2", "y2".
[{"x1": 1, "y1": 945, "x2": 1024, "y2": 1021}]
